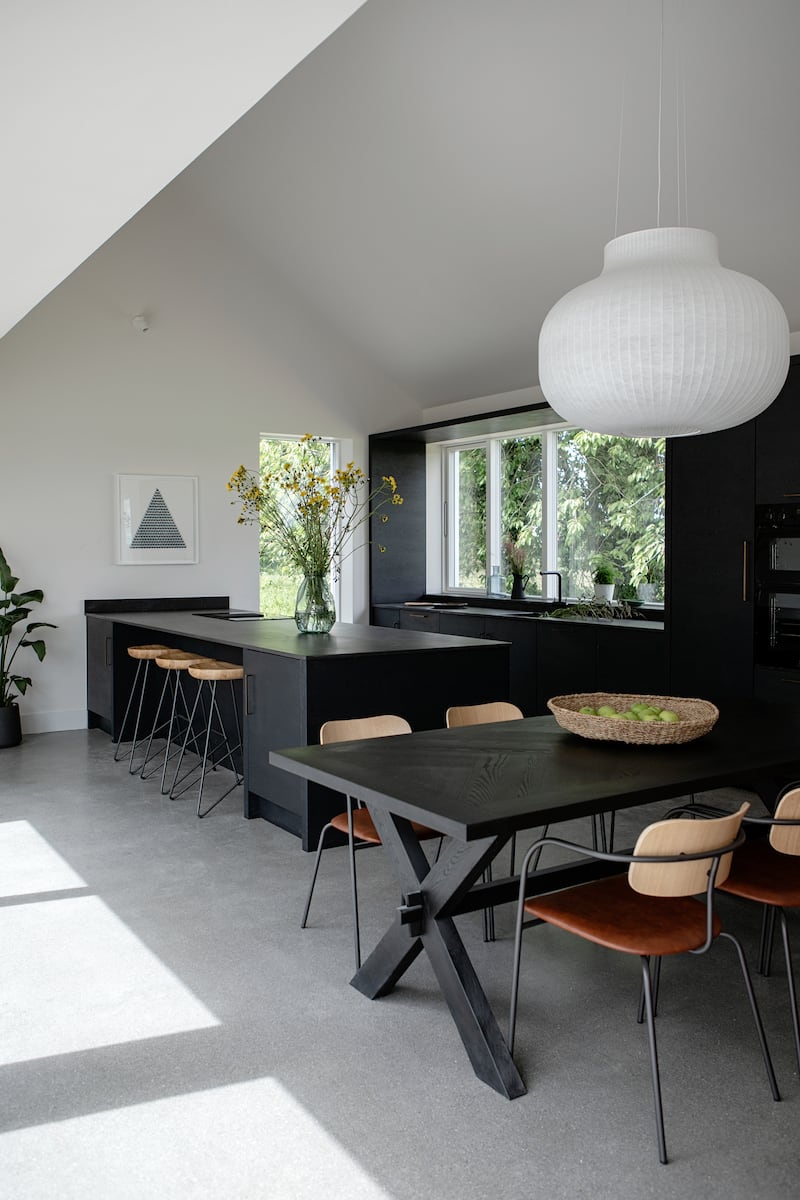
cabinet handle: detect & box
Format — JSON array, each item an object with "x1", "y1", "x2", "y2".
[
  {"x1": 244, "y1": 674, "x2": 254, "y2": 715},
  {"x1": 105, "y1": 637, "x2": 112, "y2": 667},
  {"x1": 742, "y1": 540, "x2": 748, "y2": 603},
  {"x1": 779, "y1": 678, "x2": 800, "y2": 685}
]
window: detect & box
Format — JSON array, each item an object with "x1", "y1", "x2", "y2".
[
  {"x1": 441, "y1": 425, "x2": 665, "y2": 602},
  {"x1": 258, "y1": 435, "x2": 336, "y2": 618}
]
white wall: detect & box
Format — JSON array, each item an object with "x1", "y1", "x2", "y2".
[
  {"x1": 1, "y1": 0, "x2": 367, "y2": 337},
  {"x1": 0, "y1": 184, "x2": 421, "y2": 734}
]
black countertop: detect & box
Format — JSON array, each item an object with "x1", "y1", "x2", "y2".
[{"x1": 88, "y1": 610, "x2": 509, "y2": 659}]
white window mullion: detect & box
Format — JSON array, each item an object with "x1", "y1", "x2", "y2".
[
  {"x1": 486, "y1": 439, "x2": 501, "y2": 583},
  {"x1": 541, "y1": 430, "x2": 559, "y2": 596}
]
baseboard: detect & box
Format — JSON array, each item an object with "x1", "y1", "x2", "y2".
[{"x1": 21, "y1": 710, "x2": 88, "y2": 735}]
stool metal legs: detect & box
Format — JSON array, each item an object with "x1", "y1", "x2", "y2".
[{"x1": 170, "y1": 678, "x2": 243, "y2": 817}]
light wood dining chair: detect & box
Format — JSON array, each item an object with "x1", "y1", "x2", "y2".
[
  {"x1": 301, "y1": 714, "x2": 441, "y2": 970},
  {"x1": 507, "y1": 802, "x2": 779, "y2": 1164}
]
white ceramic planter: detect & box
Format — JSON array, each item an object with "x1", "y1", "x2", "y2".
[{"x1": 594, "y1": 583, "x2": 615, "y2": 603}]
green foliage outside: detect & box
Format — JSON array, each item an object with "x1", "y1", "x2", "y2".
[
  {"x1": 454, "y1": 430, "x2": 665, "y2": 600},
  {"x1": 257, "y1": 437, "x2": 333, "y2": 618}
]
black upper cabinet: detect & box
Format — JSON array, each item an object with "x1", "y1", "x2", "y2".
[
  {"x1": 370, "y1": 438, "x2": 427, "y2": 603},
  {"x1": 667, "y1": 421, "x2": 755, "y2": 702},
  {"x1": 756, "y1": 359, "x2": 800, "y2": 503}
]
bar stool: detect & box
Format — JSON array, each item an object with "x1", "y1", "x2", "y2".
[
  {"x1": 170, "y1": 660, "x2": 244, "y2": 818},
  {"x1": 140, "y1": 650, "x2": 215, "y2": 793},
  {"x1": 113, "y1": 644, "x2": 173, "y2": 773}
]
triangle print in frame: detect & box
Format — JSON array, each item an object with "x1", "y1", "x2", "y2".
[{"x1": 116, "y1": 474, "x2": 198, "y2": 565}]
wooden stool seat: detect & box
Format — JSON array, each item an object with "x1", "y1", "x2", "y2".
[
  {"x1": 188, "y1": 660, "x2": 244, "y2": 682},
  {"x1": 155, "y1": 651, "x2": 213, "y2": 671},
  {"x1": 127, "y1": 644, "x2": 172, "y2": 661}
]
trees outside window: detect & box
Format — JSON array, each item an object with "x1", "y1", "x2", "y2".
[
  {"x1": 443, "y1": 428, "x2": 665, "y2": 602},
  {"x1": 258, "y1": 435, "x2": 335, "y2": 617}
]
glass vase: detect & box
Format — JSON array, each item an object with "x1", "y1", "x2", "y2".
[{"x1": 294, "y1": 573, "x2": 336, "y2": 634}]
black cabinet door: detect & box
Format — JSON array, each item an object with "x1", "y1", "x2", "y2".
[
  {"x1": 399, "y1": 608, "x2": 440, "y2": 634},
  {"x1": 484, "y1": 616, "x2": 537, "y2": 713},
  {"x1": 756, "y1": 359, "x2": 800, "y2": 503},
  {"x1": 667, "y1": 423, "x2": 755, "y2": 701},
  {"x1": 372, "y1": 606, "x2": 401, "y2": 628},
  {"x1": 438, "y1": 612, "x2": 485, "y2": 638},
  {"x1": 596, "y1": 627, "x2": 667, "y2": 696},
  {"x1": 535, "y1": 620, "x2": 598, "y2": 713},
  {"x1": 86, "y1": 617, "x2": 114, "y2": 731}
]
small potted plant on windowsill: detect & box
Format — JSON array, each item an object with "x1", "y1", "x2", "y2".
[
  {"x1": 0, "y1": 547, "x2": 57, "y2": 748},
  {"x1": 592, "y1": 559, "x2": 616, "y2": 603}
]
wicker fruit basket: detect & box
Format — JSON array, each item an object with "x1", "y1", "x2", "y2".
[{"x1": 547, "y1": 692, "x2": 719, "y2": 746}]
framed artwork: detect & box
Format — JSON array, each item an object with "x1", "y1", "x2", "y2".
[{"x1": 116, "y1": 474, "x2": 198, "y2": 565}]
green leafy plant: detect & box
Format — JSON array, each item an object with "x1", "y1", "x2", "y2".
[
  {"x1": 228, "y1": 434, "x2": 403, "y2": 577},
  {"x1": 0, "y1": 547, "x2": 57, "y2": 707},
  {"x1": 592, "y1": 559, "x2": 615, "y2": 585}
]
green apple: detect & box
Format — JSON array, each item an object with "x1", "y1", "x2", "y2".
[
  {"x1": 597, "y1": 705, "x2": 618, "y2": 717},
  {"x1": 579, "y1": 706, "x2": 597, "y2": 715},
  {"x1": 620, "y1": 711, "x2": 639, "y2": 720},
  {"x1": 640, "y1": 712, "x2": 660, "y2": 722},
  {"x1": 659, "y1": 709, "x2": 681, "y2": 723}
]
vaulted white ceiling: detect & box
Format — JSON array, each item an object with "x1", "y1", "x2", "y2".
[
  {"x1": 0, "y1": 0, "x2": 366, "y2": 339},
  {"x1": 8, "y1": 0, "x2": 799, "y2": 411},
  {"x1": 175, "y1": 0, "x2": 800, "y2": 407}
]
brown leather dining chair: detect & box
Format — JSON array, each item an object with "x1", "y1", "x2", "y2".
[
  {"x1": 507, "y1": 802, "x2": 780, "y2": 1165},
  {"x1": 715, "y1": 784, "x2": 800, "y2": 1073},
  {"x1": 300, "y1": 714, "x2": 441, "y2": 970}
]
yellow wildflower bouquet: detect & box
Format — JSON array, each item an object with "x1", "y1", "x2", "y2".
[{"x1": 227, "y1": 435, "x2": 403, "y2": 578}]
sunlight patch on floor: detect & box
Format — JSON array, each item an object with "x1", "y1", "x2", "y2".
[
  {"x1": 1, "y1": 895, "x2": 218, "y2": 1066},
  {"x1": 0, "y1": 819, "x2": 87, "y2": 896},
  {"x1": 0, "y1": 1076, "x2": 396, "y2": 1199}
]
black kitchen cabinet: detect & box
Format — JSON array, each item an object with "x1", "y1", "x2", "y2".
[
  {"x1": 86, "y1": 617, "x2": 115, "y2": 733},
  {"x1": 667, "y1": 422, "x2": 755, "y2": 702},
  {"x1": 399, "y1": 607, "x2": 440, "y2": 634},
  {"x1": 596, "y1": 624, "x2": 667, "y2": 696},
  {"x1": 535, "y1": 619, "x2": 598, "y2": 711},
  {"x1": 756, "y1": 359, "x2": 800, "y2": 503}
]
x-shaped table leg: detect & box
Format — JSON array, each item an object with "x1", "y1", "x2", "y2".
[{"x1": 350, "y1": 806, "x2": 526, "y2": 1100}]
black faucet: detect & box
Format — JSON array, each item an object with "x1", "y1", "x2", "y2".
[{"x1": 539, "y1": 571, "x2": 562, "y2": 606}]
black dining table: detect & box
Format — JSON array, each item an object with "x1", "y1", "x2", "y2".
[{"x1": 270, "y1": 702, "x2": 800, "y2": 1099}]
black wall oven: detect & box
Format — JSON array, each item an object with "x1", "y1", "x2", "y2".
[{"x1": 755, "y1": 503, "x2": 800, "y2": 667}]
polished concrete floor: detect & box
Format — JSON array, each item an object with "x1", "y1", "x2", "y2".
[{"x1": 1, "y1": 730, "x2": 798, "y2": 1199}]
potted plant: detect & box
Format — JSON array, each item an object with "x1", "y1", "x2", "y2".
[
  {"x1": 503, "y1": 527, "x2": 531, "y2": 600},
  {"x1": 0, "y1": 547, "x2": 57, "y2": 747},
  {"x1": 592, "y1": 559, "x2": 616, "y2": 603}
]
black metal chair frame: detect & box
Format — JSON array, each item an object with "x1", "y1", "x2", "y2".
[{"x1": 508, "y1": 828, "x2": 780, "y2": 1165}]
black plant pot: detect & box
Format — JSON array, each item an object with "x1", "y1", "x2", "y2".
[{"x1": 0, "y1": 704, "x2": 22, "y2": 748}]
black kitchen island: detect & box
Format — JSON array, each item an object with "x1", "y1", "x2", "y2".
[{"x1": 86, "y1": 604, "x2": 510, "y2": 848}]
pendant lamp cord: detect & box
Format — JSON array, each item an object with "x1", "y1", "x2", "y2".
[{"x1": 656, "y1": 0, "x2": 664, "y2": 227}]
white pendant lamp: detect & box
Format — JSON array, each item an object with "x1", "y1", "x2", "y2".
[{"x1": 538, "y1": 226, "x2": 790, "y2": 437}]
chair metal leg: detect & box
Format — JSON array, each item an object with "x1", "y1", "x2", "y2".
[
  {"x1": 113, "y1": 659, "x2": 143, "y2": 761},
  {"x1": 482, "y1": 861, "x2": 495, "y2": 943},
  {"x1": 777, "y1": 909, "x2": 800, "y2": 1074},
  {"x1": 640, "y1": 956, "x2": 668, "y2": 1165},
  {"x1": 719, "y1": 931, "x2": 780, "y2": 1102},
  {"x1": 637, "y1": 955, "x2": 662, "y2": 1025},
  {"x1": 760, "y1": 906, "x2": 777, "y2": 977},
  {"x1": 346, "y1": 796, "x2": 362, "y2": 971},
  {"x1": 301, "y1": 821, "x2": 335, "y2": 929}
]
